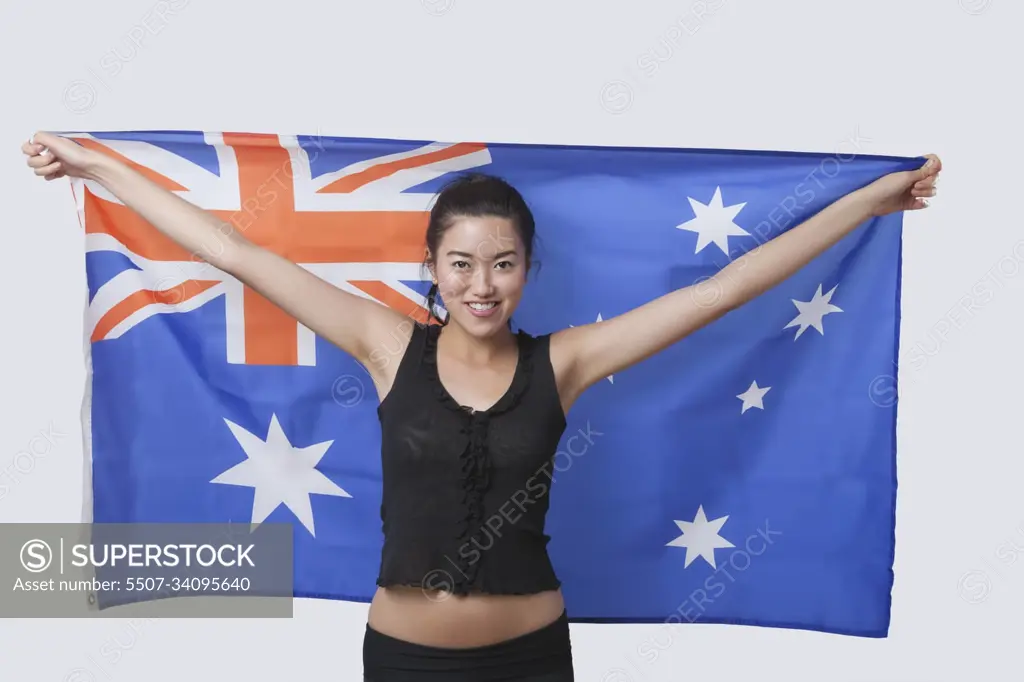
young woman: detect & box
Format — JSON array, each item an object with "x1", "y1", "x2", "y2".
[{"x1": 22, "y1": 132, "x2": 940, "y2": 681}]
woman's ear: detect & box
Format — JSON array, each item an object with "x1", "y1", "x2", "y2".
[{"x1": 425, "y1": 253, "x2": 436, "y2": 284}]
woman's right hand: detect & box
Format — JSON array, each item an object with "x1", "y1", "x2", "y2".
[
  {"x1": 19, "y1": 128, "x2": 415, "y2": 400},
  {"x1": 22, "y1": 131, "x2": 107, "y2": 182}
]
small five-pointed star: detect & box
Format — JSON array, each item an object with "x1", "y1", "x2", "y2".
[
  {"x1": 737, "y1": 380, "x2": 771, "y2": 414},
  {"x1": 211, "y1": 414, "x2": 350, "y2": 537},
  {"x1": 666, "y1": 505, "x2": 735, "y2": 568},
  {"x1": 675, "y1": 186, "x2": 749, "y2": 256},
  {"x1": 784, "y1": 283, "x2": 843, "y2": 339}
]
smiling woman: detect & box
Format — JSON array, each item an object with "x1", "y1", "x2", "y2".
[{"x1": 367, "y1": 174, "x2": 574, "y2": 676}]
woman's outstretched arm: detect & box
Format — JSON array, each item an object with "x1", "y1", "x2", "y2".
[
  {"x1": 23, "y1": 131, "x2": 413, "y2": 384},
  {"x1": 551, "y1": 154, "x2": 941, "y2": 409}
]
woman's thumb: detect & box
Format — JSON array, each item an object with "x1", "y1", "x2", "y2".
[
  {"x1": 30, "y1": 130, "x2": 65, "y2": 149},
  {"x1": 30, "y1": 131, "x2": 83, "y2": 157},
  {"x1": 917, "y1": 153, "x2": 940, "y2": 179}
]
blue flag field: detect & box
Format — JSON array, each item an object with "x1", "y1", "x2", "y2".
[{"x1": 66, "y1": 129, "x2": 920, "y2": 637}]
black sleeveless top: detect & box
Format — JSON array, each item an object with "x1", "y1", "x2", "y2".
[{"x1": 375, "y1": 321, "x2": 568, "y2": 595}]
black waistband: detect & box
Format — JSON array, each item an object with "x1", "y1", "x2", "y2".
[{"x1": 363, "y1": 610, "x2": 573, "y2": 681}]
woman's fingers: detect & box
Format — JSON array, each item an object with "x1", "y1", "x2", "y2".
[
  {"x1": 21, "y1": 142, "x2": 45, "y2": 159},
  {"x1": 23, "y1": 133, "x2": 80, "y2": 181},
  {"x1": 912, "y1": 174, "x2": 937, "y2": 197},
  {"x1": 33, "y1": 161, "x2": 63, "y2": 176},
  {"x1": 26, "y1": 151, "x2": 53, "y2": 167}
]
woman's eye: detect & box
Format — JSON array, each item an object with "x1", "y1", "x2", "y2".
[{"x1": 496, "y1": 261, "x2": 513, "y2": 270}]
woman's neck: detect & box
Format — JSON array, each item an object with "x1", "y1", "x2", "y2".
[{"x1": 438, "y1": 323, "x2": 517, "y2": 366}]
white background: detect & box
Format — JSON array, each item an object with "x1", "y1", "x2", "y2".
[{"x1": 1, "y1": 1, "x2": 1021, "y2": 680}]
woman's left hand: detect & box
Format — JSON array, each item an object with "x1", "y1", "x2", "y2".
[{"x1": 861, "y1": 153, "x2": 942, "y2": 217}]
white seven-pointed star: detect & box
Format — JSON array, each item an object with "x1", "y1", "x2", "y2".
[
  {"x1": 737, "y1": 380, "x2": 771, "y2": 414},
  {"x1": 675, "y1": 186, "x2": 749, "y2": 256},
  {"x1": 784, "y1": 283, "x2": 843, "y2": 340},
  {"x1": 569, "y1": 313, "x2": 614, "y2": 384},
  {"x1": 666, "y1": 505, "x2": 735, "y2": 568},
  {"x1": 211, "y1": 414, "x2": 350, "y2": 537}
]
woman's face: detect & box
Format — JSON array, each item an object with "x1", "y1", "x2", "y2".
[{"x1": 431, "y1": 215, "x2": 527, "y2": 336}]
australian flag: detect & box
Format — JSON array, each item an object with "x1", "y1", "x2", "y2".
[{"x1": 67, "y1": 129, "x2": 919, "y2": 637}]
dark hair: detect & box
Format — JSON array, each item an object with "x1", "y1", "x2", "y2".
[{"x1": 422, "y1": 173, "x2": 539, "y2": 326}]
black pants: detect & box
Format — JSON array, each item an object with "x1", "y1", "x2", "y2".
[{"x1": 363, "y1": 609, "x2": 574, "y2": 681}]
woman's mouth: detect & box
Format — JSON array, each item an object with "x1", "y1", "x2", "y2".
[{"x1": 465, "y1": 301, "x2": 499, "y2": 318}]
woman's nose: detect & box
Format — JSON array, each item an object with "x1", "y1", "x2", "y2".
[{"x1": 470, "y1": 270, "x2": 495, "y2": 296}]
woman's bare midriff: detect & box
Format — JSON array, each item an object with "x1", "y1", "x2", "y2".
[{"x1": 367, "y1": 585, "x2": 566, "y2": 648}]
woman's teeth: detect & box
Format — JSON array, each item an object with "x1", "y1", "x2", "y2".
[{"x1": 466, "y1": 301, "x2": 499, "y2": 316}]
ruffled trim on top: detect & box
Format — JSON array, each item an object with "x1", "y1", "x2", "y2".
[{"x1": 421, "y1": 323, "x2": 534, "y2": 592}]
